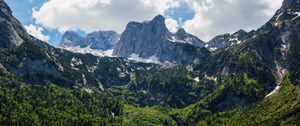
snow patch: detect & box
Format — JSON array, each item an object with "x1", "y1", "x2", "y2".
[
  {"x1": 274, "y1": 61, "x2": 286, "y2": 81},
  {"x1": 82, "y1": 74, "x2": 87, "y2": 86},
  {"x1": 168, "y1": 36, "x2": 187, "y2": 44},
  {"x1": 265, "y1": 85, "x2": 281, "y2": 98},
  {"x1": 71, "y1": 57, "x2": 83, "y2": 65},
  {"x1": 60, "y1": 45, "x2": 114, "y2": 57},
  {"x1": 205, "y1": 44, "x2": 209, "y2": 48},
  {"x1": 160, "y1": 61, "x2": 177, "y2": 69},
  {"x1": 186, "y1": 65, "x2": 193, "y2": 72},
  {"x1": 276, "y1": 12, "x2": 283, "y2": 21},
  {"x1": 194, "y1": 77, "x2": 200, "y2": 82},
  {"x1": 128, "y1": 54, "x2": 161, "y2": 64},
  {"x1": 84, "y1": 87, "x2": 94, "y2": 94},
  {"x1": 98, "y1": 83, "x2": 104, "y2": 91},
  {"x1": 229, "y1": 37, "x2": 242, "y2": 46},
  {"x1": 209, "y1": 47, "x2": 218, "y2": 51},
  {"x1": 292, "y1": 11, "x2": 300, "y2": 20},
  {"x1": 70, "y1": 57, "x2": 82, "y2": 70},
  {"x1": 87, "y1": 66, "x2": 98, "y2": 73}
]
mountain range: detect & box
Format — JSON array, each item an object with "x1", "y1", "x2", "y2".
[{"x1": 0, "y1": 0, "x2": 300, "y2": 125}]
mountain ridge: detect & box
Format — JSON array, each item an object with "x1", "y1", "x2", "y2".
[
  {"x1": 59, "y1": 30, "x2": 120, "y2": 51},
  {"x1": 0, "y1": 0, "x2": 300, "y2": 125},
  {"x1": 113, "y1": 15, "x2": 207, "y2": 64},
  {"x1": 0, "y1": 0, "x2": 28, "y2": 47}
]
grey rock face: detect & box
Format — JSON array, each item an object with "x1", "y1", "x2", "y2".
[
  {"x1": 256, "y1": 0, "x2": 300, "y2": 83},
  {"x1": 113, "y1": 15, "x2": 207, "y2": 63},
  {"x1": 0, "y1": 0, "x2": 28, "y2": 47},
  {"x1": 59, "y1": 31, "x2": 83, "y2": 48},
  {"x1": 59, "y1": 30, "x2": 120, "y2": 51},
  {"x1": 15, "y1": 58, "x2": 72, "y2": 86},
  {"x1": 207, "y1": 29, "x2": 255, "y2": 50},
  {"x1": 175, "y1": 28, "x2": 205, "y2": 47}
]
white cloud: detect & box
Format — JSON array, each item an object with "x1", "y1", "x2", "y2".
[
  {"x1": 183, "y1": 0, "x2": 283, "y2": 41},
  {"x1": 24, "y1": 24, "x2": 50, "y2": 42},
  {"x1": 165, "y1": 18, "x2": 179, "y2": 33},
  {"x1": 32, "y1": 0, "x2": 180, "y2": 33},
  {"x1": 32, "y1": 0, "x2": 283, "y2": 42}
]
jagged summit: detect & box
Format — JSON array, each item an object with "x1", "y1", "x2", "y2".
[
  {"x1": 233, "y1": 29, "x2": 247, "y2": 35},
  {"x1": 206, "y1": 29, "x2": 254, "y2": 50},
  {"x1": 175, "y1": 28, "x2": 206, "y2": 47},
  {"x1": 282, "y1": 0, "x2": 300, "y2": 9},
  {"x1": 59, "y1": 30, "x2": 120, "y2": 51},
  {"x1": 113, "y1": 15, "x2": 207, "y2": 63},
  {"x1": 176, "y1": 28, "x2": 187, "y2": 34},
  {"x1": 152, "y1": 14, "x2": 165, "y2": 22}
]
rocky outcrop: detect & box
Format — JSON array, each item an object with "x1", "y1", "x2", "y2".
[
  {"x1": 113, "y1": 15, "x2": 207, "y2": 63},
  {"x1": 0, "y1": 0, "x2": 28, "y2": 47},
  {"x1": 207, "y1": 29, "x2": 255, "y2": 50},
  {"x1": 258, "y1": 0, "x2": 300, "y2": 83},
  {"x1": 175, "y1": 28, "x2": 205, "y2": 47}
]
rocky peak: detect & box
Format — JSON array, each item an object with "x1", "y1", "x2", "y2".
[
  {"x1": 206, "y1": 29, "x2": 253, "y2": 50},
  {"x1": 175, "y1": 28, "x2": 206, "y2": 47},
  {"x1": 176, "y1": 28, "x2": 187, "y2": 35},
  {"x1": 59, "y1": 31, "x2": 82, "y2": 48},
  {"x1": 113, "y1": 15, "x2": 208, "y2": 63},
  {"x1": 63, "y1": 31, "x2": 80, "y2": 37},
  {"x1": 269, "y1": 0, "x2": 300, "y2": 26},
  {"x1": 282, "y1": 0, "x2": 300, "y2": 10},
  {"x1": 59, "y1": 30, "x2": 119, "y2": 51},
  {"x1": 149, "y1": 14, "x2": 169, "y2": 36},
  {"x1": 0, "y1": 0, "x2": 12, "y2": 19},
  {"x1": 233, "y1": 29, "x2": 247, "y2": 36},
  {"x1": 151, "y1": 14, "x2": 165, "y2": 25},
  {"x1": 0, "y1": 0, "x2": 27, "y2": 47}
]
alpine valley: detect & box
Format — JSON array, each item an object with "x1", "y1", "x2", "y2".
[{"x1": 0, "y1": 0, "x2": 300, "y2": 125}]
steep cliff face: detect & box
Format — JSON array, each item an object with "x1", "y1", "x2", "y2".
[
  {"x1": 0, "y1": 0, "x2": 160, "y2": 90},
  {"x1": 113, "y1": 15, "x2": 207, "y2": 64},
  {"x1": 175, "y1": 28, "x2": 206, "y2": 47},
  {"x1": 0, "y1": 0, "x2": 28, "y2": 47},
  {"x1": 262, "y1": 0, "x2": 300, "y2": 83},
  {"x1": 201, "y1": 0, "x2": 300, "y2": 82},
  {"x1": 59, "y1": 30, "x2": 120, "y2": 51},
  {"x1": 59, "y1": 31, "x2": 83, "y2": 48}
]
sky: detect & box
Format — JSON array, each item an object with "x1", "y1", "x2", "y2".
[{"x1": 5, "y1": 0, "x2": 283, "y2": 45}]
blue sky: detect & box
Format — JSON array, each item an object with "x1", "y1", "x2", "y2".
[
  {"x1": 4, "y1": 0, "x2": 282, "y2": 45},
  {"x1": 5, "y1": 0, "x2": 62, "y2": 45}
]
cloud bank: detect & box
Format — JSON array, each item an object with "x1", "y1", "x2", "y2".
[
  {"x1": 183, "y1": 0, "x2": 283, "y2": 41},
  {"x1": 24, "y1": 24, "x2": 50, "y2": 42},
  {"x1": 32, "y1": 0, "x2": 179, "y2": 33},
  {"x1": 32, "y1": 0, "x2": 283, "y2": 41}
]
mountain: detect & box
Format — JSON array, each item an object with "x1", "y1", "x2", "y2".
[
  {"x1": 206, "y1": 29, "x2": 255, "y2": 50},
  {"x1": 113, "y1": 15, "x2": 207, "y2": 64},
  {"x1": 0, "y1": 0, "x2": 28, "y2": 47},
  {"x1": 0, "y1": 0, "x2": 159, "y2": 90},
  {"x1": 59, "y1": 30, "x2": 120, "y2": 51},
  {"x1": 175, "y1": 28, "x2": 206, "y2": 47},
  {"x1": 0, "y1": 0, "x2": 300, "y2": 125},
  {"x1": 173, "y1": 0, "x2": 300, "y2": 125}
]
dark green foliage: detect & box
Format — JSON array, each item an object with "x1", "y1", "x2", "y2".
[
  {"x1": 197, "y1": 74, "x2": 300, "y2": 126},
  {"x1": 122, "y1": 105, "x2": 177, "y2": 126},
  {"x1": 0, "y1": 74, "x2": 123, "y2": 126},
  {"x1": 110, "y1": 66, "x2": 216, "y2": 108}
]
